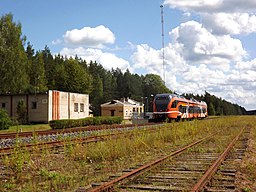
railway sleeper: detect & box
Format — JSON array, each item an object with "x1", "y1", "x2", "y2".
[
  {"x1": 121, "y1": 184, "x2": 189, "y2": 191},
  {"x1": 133, "y1": 177, "x2": 198, "y2": 186},
  {"x1": 206, "y1": 184, "x2": 236, "y2": 190},
  {"x1": 156, "y1": 167, "x2": 209, "y2": 172},
  {"x1": 204, "y1": 188, "x2": 235, "y2": 192}
]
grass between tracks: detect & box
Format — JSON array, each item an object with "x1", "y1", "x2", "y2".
[{"x1": 0, "y1": 116, "x2": 255, "y2": 191}]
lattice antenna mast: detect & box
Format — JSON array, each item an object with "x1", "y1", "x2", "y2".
[{"x1": 160, "y1": 5, "x2": 165, "y2": 84}]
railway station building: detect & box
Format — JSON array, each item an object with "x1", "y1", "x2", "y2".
[
  {"x1": 101, "y1": 98, "x2": 144, "y2": 120},
  {"x1": 0, "y1": 90, "x2": 89, "y2": 123}
]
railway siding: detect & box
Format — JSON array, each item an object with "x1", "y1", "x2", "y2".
[{"x1": 86, "y1": 126, "x2": 249, "y2": 191}]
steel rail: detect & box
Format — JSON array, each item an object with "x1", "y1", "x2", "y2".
[
  {"x1": 0, "y1": 126, "x2": 161, "y2": 155},
  {"x1": 0, "y1": 123, "x2": 157, "y2": 139},
  {"x1": 0, "y1": 134, "x2": 108, "y2": 155},
  {"x1": 87, "y1": 131, "x2": 220, "y2": 192},
  {"x1": 191, "y1": 126, "x2": 246, "y2": 191}
]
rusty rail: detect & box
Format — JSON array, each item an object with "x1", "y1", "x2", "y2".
[
  {"x1": 191, "y1": 126, "x2": 246, "y2": 191},
  {"x1": 0, "y1": 123, "x2": 159, "y2": 139},
  {"x1": 87, "y1": 132, "x2": 219, "y2": 192}
]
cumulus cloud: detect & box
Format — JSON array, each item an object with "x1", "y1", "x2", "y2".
[
  {"x1": 203, "y1": 13, "x2": 256, "y2": 35},
  {"x1": 63, "y1": 25, "x2": 115, "y2": 48},
  {"x1": 170, "y1": 21, "x2": 247, "y2": 67},
  {"x1": 130, "y1": 21, "x2": 254, "y2": 109},
  {"x1": 60, "y1": 47, "x2": 130, "y2": 71},
  {"x1": 164, "y1": 0, "x2": 256, "y2": 13},
  {"x1": 164, "y1": 0, "x2": 256, "y2": 36}
]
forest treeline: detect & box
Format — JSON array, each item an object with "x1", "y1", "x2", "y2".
[{"x1": 0, "y1": 13, "x2": 246, "y2": 116}]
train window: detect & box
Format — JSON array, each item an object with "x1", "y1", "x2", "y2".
[
  {"x1": 179, "y1": 105, "x2": 186, "y2": 113},
  {"x1": 171, "y1": 100, "x2": 178, "y2": 108},
  {"x1": 156, "y1": 96, "x2": 168, "y2": 100},
  {"x1": 1, "y1": 103, "x2": 5, "y2": 108},
  {"x1": 188, "y1": 106, "x2": 194, "y2": 113}
]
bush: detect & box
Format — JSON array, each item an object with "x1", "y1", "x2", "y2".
[
  {"x1": 0, "y1": 109, "x2": 12, "y2": 130},
  {"x1": 49, "y1": 116, "x2": 123, "y2": 129}
]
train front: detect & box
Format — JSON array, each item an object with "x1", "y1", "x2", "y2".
[{"x1": 153, "y1": 94, "x2": 172, "y2": 121}]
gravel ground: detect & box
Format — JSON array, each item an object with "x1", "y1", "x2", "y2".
[{"x1": 0, "y1": 125, "x2": 151, "y2": 149}]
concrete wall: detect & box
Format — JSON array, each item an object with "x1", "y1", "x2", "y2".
[
  {"x1": 28, "y1": 94, "x2": 48, "y2": 123},
  {"x1": 0, "y1": 94, "x2": 49, "y2": 123},
  {"x1": 101, "y1": 105, "x2": 124, "y2": 118},
  {"x1": 49, "y1": 90, "x2": 89, "y2": 121},
  {"x1": 101, "y1": 104, "x2": 143, "y2": 120},
  {"x1": 0, "y1": 90, "x2": 89, "y2": 123}
]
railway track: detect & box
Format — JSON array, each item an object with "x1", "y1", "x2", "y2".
[
  {"x1": 82, "y1": 126, "x2": 249, "y2": 192},
  {"x1": 0, "y1": 123, "x2": 144, "y2": 139},
  {"x1": 0, "y1": 125, "x2": 164, "y2": 156}
]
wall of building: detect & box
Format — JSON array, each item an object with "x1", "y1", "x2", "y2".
[
  {"x1": 0, "y1": 90, "x2": 89, "y2": 123},
  {"x1": 0, "y1": 94, "x2": 49, "y2": 123},
  {"x1": 101, "y1": 104, "x2": 144, "y2": 120},
  {"x1": 28, "y1": 94, "x2": 48, "y2": 123},
  {"x1": 123, "y1": 105, "x2": 144, "y2": 120},
  {"x1": 48, "y1": 90, "x2": 89, "y2": 121},
  {"x1": 101, "y1": 105, "x2": 123, "y2": 118},
  {"x1": 69, "y1": 92, "x2": 89, "y2": 119}
]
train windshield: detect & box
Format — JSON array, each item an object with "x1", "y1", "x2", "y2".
[{"x1": 154, "y1": 94, "x2": 171, "y2": 112}]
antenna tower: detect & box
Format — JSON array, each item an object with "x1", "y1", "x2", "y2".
[{"x1": 160, "y1": 5, "x2": 165, "y2": 84}]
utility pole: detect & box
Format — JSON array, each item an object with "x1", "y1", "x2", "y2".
[{"x1": 160, "y1": 5, "x2": 165, "y2": 84}]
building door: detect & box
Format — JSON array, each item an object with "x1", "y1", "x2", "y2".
[{"x1": 110, "y1": 110, "x2": 115, "y2": 116}]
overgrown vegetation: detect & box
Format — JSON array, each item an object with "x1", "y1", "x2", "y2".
[
  {"x1": 49, "y1": 116, "x2": 123, "y2": 129},
  {"x1": 0, "y1": 109, "x2": 12, "y2": 130},
  {"x1": 0, "y1": 116, "x2": 255, "y2": 191}
]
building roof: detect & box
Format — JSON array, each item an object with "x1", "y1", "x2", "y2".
[{"x1": 101, "y1": 98, "x2": 143, "y2": 107}]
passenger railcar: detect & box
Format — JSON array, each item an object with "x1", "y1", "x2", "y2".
[{"x1": 153, "y1": 93, "x2": 207, "y2": 122}]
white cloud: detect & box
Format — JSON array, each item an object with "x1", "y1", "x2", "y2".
[
  {"x1": 63, "y1": 25, "x2": 115, "y2": 48},
  {"x1": 129, "y1": 25, "x2": 254, "y2": 109},
  {"x1": 170, "y1": 21, "x2": 247, "y2": 66},
  {"x1": 164, "y1": 0, "x2": 256, "y2": 13},
  {"x1": 235, "y1": 59, "x2": 256, "y2": 71},
  {"x1": 60, "y1": 47, "x2": 130, "y2": 71},
  {"x1": 51, "y1": 38, "x2": 62, "y2": 45},
  {"x1": 203, "y1": 13, "x2": 256, "y2": 35},
  {"x1": 164, "y1": 0, "x2": 256, "y2": 36}
]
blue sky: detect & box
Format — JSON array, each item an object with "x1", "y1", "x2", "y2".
[{"x1": 1, "y1": 0, "x2": 256, "y2": 110}]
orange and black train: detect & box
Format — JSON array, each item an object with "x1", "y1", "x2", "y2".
[{"x1": 153, "y1": 93, "x2": 207, "y2": 122}]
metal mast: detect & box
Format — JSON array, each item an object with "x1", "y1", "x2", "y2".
[{"x1": 160, "y1": 5, "x2": 165, "y2": 84}]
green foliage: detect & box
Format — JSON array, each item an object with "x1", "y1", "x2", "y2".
[
  {"x1": 0, "y1": 109, "x2": 12, "y2": 130},
  {"x1": 0, "y1": 13, "x2": 29, "y2": 93},
  {"x1": 208, "y1": 102, "x2": 215, "y2": 116},
  {"x1": 16, "y1": 100, "x2": 28, "y2": 124},
  {"x1": 49, "y1": 116, "x2": 123, "y2": 129}
]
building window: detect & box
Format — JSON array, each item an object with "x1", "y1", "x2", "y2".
[
  {"x1": 74, "y1": 103, "x2": 78, "y2": 112},
  {"x1": 80, "y1": 103, "x2": 84, "y2": 112},
  {"x1": 32, "y1": 101, "x2": 37, "y2": 109},
  {"x1": 1, "y1": 103, "x2": 6, "y2": 108}
]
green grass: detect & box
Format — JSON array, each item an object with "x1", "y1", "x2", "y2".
[
  {"x1": 0, "y1": 116, "x2": 255, "y2": 191},
  {"x1": 0, "y1": 124, "x2": 51, "y2": 134}
]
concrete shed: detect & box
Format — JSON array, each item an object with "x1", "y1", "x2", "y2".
[{"x1": 0, "y1": 90, "x2": 89, "y2": 123}]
